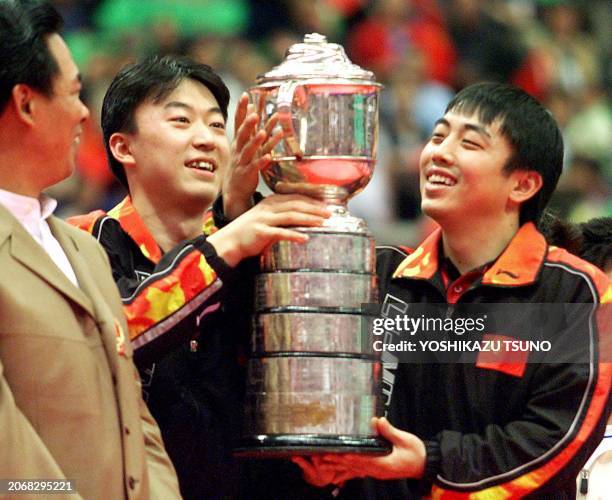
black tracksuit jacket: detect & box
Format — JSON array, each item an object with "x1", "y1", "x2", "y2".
[
  {"x1": 70, "y1": 196, "x2": 250, "y2": 499},
  {"x1": 350, "y1": 223, "x2": 610, "y2": 499}
]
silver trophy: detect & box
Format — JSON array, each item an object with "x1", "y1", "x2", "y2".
[{"x1": 236, "y1": 34, "x2": 389, "y2": 456}]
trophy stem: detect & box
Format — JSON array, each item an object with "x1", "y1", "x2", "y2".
[
  {"x1": 309, "y1": 202, "x2": 371, "y2": 235},
  {"x1": 325, "y1": 202, "x2": 348, "y2": 216}
]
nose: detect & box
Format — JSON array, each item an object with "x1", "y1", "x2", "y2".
[
  {"x1": 192, "y1": 123, "x2": 215, "y2": 151},
  {"x1": 79, "y1": 100, "x2": 90, "y2": 122},
  {"x1": 430, "y1": 138, "x2": 455, "y2": 166}
]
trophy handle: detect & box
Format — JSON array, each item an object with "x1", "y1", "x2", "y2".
[{"x1": 277, "y1": 81, "x2": 304, "y2": 159}]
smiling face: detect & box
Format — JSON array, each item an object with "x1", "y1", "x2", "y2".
[
  {"x1": 34, "y1": 34, "x2": 90, "y2": 188},
  {"x1": 116, "y1": 78, "x2": 230, "y2": 210},
  {"x1": 419, "y1": 110, "x2": 522, "y2": 229}
]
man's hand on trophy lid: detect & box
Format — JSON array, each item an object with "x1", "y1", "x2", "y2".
[
  {"x1": 208, "y1": 193, "x2": 330, "y2": 267},
  {"x1": 223, "y1": 93, "x2": 283, "y2": 221}
]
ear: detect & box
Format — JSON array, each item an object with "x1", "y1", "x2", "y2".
[
  {"x1": 108, "y1": 132, "x2": 136, "y2": 168},
  {"x1": 508, "y1": 170, "x2": 543, "y2": 205},
  {"x1": 11, "y1": 84, "x2": 36, "y2": 126}
]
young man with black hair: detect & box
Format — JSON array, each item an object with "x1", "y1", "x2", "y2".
[
  {"x1": 70, "y1": 55, "x2": 329, "y2": 498},
  {"x1": 294, "y1": 82, "x2": 611, "y2": 498},
  {"x1": 0, "y1": 1, "x2": 180, "y2": 497}
]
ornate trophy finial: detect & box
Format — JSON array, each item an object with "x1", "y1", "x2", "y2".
[{"x1": 303, "y1": 32, "x2": 326, "y2": 43}]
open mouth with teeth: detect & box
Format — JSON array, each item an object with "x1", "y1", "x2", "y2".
[
  {"x1": 427, "y1": 173, "x2": 457, "y2": 186},
  {"x1": 186, "y1": 160, "x2": 216, "y2": 173}
]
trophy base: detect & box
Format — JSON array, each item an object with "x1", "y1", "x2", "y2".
[{"x1": 234, "y1": 434, "x2": 391, "y2": 458}]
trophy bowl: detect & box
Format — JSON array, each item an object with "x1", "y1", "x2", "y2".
[{"x1": 249, "y1": 33, "x2": 381, "y2": 206}]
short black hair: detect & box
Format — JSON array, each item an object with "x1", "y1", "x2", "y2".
[
  {"x1": 101, "y1": 55, "x2": 230, "y2": 191},
  {"x1": 445, "y1": 82, "x2": 564, "y2": 225},
  {"x1": 539, "y1": 212, "x2": 611, "y2": 272},
  {"x1": 0, "y1": 0, "x2": 63, "y2": 114},
  {"x1": 579, "y1": 217, "x2": 612, "y2": 271},
  {"x1": 538, "y1": 210, "x2": 583, "y2": 255}
]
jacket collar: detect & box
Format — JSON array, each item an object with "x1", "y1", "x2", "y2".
[
  {"x1": 393, "y1": 222, "x2": 547, "y2": 287},
  {"x1": 108, "y1": 196, "x2": 162, "y2": 263},
  {"x1": 0, "y1": 205, "x2": 95, "y2": 317},
  {"x1": 47, "y1": 216, "x2": 97, "y2": 316},
  {"x1": 108, "y1": 196, "x2": 218, "y2": 264},
  {"x1": 393, "y1": 227, "x2": 441, "y2": 280}
]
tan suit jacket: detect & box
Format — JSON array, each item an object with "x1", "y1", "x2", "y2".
[{"x1": 0, "y1": 205, "x2": 181, "y2": 499}]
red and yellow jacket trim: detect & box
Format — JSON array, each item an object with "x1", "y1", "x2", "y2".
[
  {"x1": 69, "y1": 197, "x2": 221, "y2": 344},
  {"x1": 392, "y1": 223, "x2": 547, "y2": 287}
]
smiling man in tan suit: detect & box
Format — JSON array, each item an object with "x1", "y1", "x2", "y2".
[{"x1": 0, "y1": 1, "x2": 181, "y2": 498}]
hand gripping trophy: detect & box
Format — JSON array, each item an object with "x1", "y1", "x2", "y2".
[{"x1": 236, "y1": 34, "x2": 389, "y2": 456}]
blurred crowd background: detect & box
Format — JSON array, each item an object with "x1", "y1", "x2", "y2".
[{"x1": 49, "y1": 0, "x2": 611, "y2": 246}]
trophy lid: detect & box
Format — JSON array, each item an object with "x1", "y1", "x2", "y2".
[{"x1": 256, "y1": 33, "x2": 378, "y2": 84}]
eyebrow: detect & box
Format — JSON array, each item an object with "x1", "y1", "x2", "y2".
[
  {"x1": 434, "y1": 118, "x2": 450, "y2": 129},
  {"x1": 433, "y1": 118, "x2": 491, "y2": 139},
  {"x1": 163, "y1": 101, "x2": 224, "y2": 116},
  {"x1": 465, "y1": 123, "x2": 491, "y2": 139}
]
